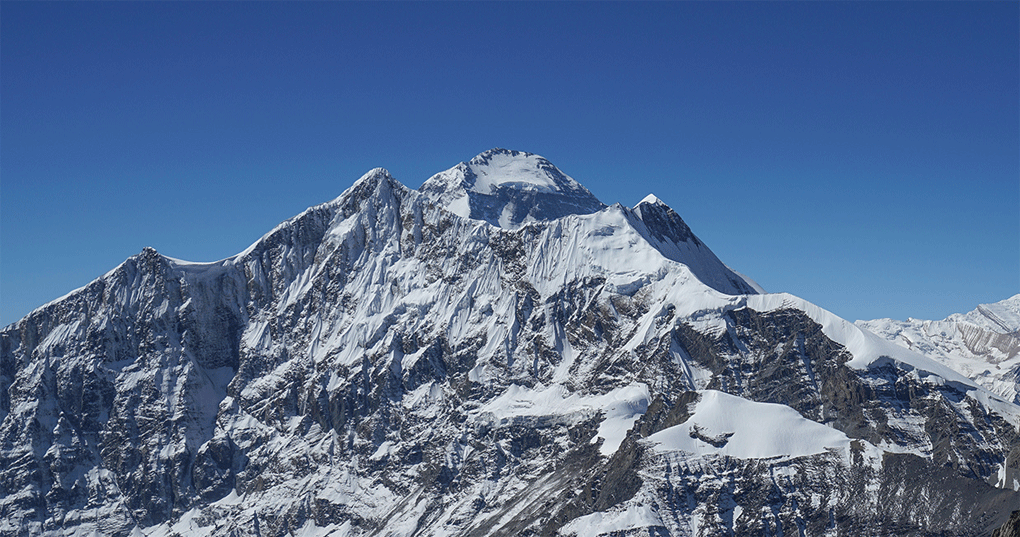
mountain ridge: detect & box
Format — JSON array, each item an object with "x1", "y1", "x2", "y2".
[{"x1": 6, "y1": 151, "x2": 756, "y2": 330}]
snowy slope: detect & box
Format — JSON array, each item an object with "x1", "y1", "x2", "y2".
[
  {"x1": 645, "y1": 389, "x2": 853, "y2": 460},
  {"x1": 859, "y1": 295, "x2": 1020, "y2": 403},
  {"x1": 419, "y1": 148, "x2": 606, "y2": 228},
  {"x1": 419, "y1": 149, "x2": 756, "y2": 296},
  {"x1": 2, "y1": 150, "x2": 1018, "y2": 537}
]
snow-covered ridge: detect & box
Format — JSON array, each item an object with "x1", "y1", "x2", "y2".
[{"x1": 947, "y1": 294, "x2": 1020, "y2": 334}]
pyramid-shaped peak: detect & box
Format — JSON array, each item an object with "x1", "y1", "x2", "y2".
[
  {"x1": 351, "y1": 167, "x2": 395, "y2": 187},
  {"x1": 335, "y1": 166, "x2": 408, "y2": 206},
  {"x1": 420, "y1": 149, "x2": 605, "y2": 228},
  {"x1": 636, "y1": 193, "x2": 665, "y2": 207}
]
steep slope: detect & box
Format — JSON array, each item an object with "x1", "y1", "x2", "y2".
[
  {"x1": 629, "y1": 194, "x2": 758, "y2": 295},
  {"x1": 859, "y1": 295, "x2": 1020, "y2": 403},
  {"x1": 420, "y1": 149, "x2": 755, "y2": 296},
  {"x1": 2, "y1": 151, "x2": 1018, "y2": 537}
]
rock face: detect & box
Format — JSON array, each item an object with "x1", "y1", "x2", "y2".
[
  {"x1": 994, "y1": 511, "x2": 1020, "y2": 537},
  {"x1": 1, "y1": 150, "x2": 1018, "y2": 537}
]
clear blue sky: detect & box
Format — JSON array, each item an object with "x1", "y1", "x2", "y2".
[{"x1": 2, "y1": 2, "x2": 1017, "y2": 326}]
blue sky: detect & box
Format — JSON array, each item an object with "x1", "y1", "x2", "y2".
[{"x1": 2, "y1": 2, "x2": 1017, "y2": 326}]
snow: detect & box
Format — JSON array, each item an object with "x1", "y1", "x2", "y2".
[
  {"x1": 636, "y1": 193, "x2": 663, "y2": 206},
  {"x1": 446, "y1": 192, "x2": 471, "y2": 219},
  {"x1": 418, "y1": 149, "x2": 605, "y2": 229},
  {"x1": 522, "y1": 203, "x2": 754, "y2": 300},
  {"x1": 948, "y1": 294, "x2": 1020, "y2": 334},
  {"x1": 36, "y1": 319, "x2": 83, "y2": 354},
  {"x1": 595, "y1": 384, "x2": 652, "y2": 456},
  {"x1": 560, "y1": 503, "x2": 664, "y2": 536},
  {"x1": 858, "y1": 294, "x2": 1020, "y2": 403},
  {"x1": 727, "y1": 266, "x2": 766, "y2": 293},
  {"x1": 464, "y1": 151, "x2": 564, "y2": 194},
  {"x1": 646, "y1": 390, "x2": 851, "y2": 460},
  {"x1": 473, "y1": 382, "x2": 650, "y2": 456},
  {"x1": 745, "y1": 293, "x2": 983, "y2": 389},
  {"x1": 370, "y1": 440, "x2": 395, "y2": 461}
]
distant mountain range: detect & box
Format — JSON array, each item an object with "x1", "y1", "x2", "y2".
[
  {"x1": 2, "y1": 149, "x2": 1017, "y2": 536},
  {"x1": 859, "y1": 295, "x2": 1020, "y2": 403}
]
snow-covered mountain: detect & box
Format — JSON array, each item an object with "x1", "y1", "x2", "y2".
[
  {"x1": 859, "y1": 295, "x2": 1020, "y2": 403},
  {"x1": 419, "y1": 149, "x2": 606, "y2": 229},
  {"x1": 2, "y1": 150, "x2": 1018, "y2": 537}
]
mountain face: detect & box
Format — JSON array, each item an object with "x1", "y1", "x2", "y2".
[
  {"x1": 858, "y1": 296, "x2": 1020, "y2": 404},
  {"x1": 2, "y1": 150, "x2": 1018, "y2": 537}
]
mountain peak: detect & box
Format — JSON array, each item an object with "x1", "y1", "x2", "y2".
[
  {"x1": 636, "y1": 193, "x2": 664, "y2": 207},
  {"x1": 945, "y1": 293, "x2": 1020, "y2": 334},
  {"x1": 333, "y1": 166, "x2": 408, "y2": 213},
  {"x1": 469, "y1": 147, "x2": 534, "y2": 163},
  {"x1": 420, "y1": 149, "x2": 605, "y2": 228},
  {"x1": 462, "y1": 148, "x2": 567, "y2": 194},
  {"x1": 350, "y1": 166, "x2": 394, "y2": 189}
]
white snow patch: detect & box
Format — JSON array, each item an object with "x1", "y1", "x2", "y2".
[
  {"x1": 466, "y1": 152, "x2": 562, "y2": 194},
  {"x1": 371, "y1": 440, "x2": 395, "y2": 461},
  {"x1": 446, "y1": 193, "x2": 471, "y2": 219},
  {"x1": 647, "y1": 390, "x2": 850, "y2": 460},
  {"x1": 636, "y1": 193, "x2": 663, "y2": 207},
  {"x1": 473, "y1": 383, "x2": 650, "y2": 456},
  {"x1": 560, "y1": 504, "x2": 663, "y2": 536}
]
